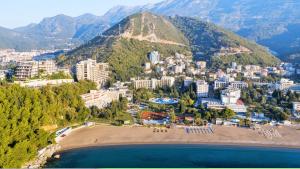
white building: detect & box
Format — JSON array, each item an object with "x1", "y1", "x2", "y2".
[
  {"x1": 221, "y1": 88, "x2": 241, "y2": 105},
  {"x1": 195, "y1": 61, "x2": 206, "y2": 69},
  {"x1": 275, "y1": 78, "x2": 294, "y2": 90},
  {"x1": 38, "y1": 60, "x2": 57, "y2": 75},
  {"x1": 214, "y1": 80, "x2": 228, "y2": 89},
  {"x1": 15, "y1": 61, "x2": 39, "y2": 81},
  {"x1": 293, "y1": 102, "x2": 300, "y2": 113},
  {"x1": 76, "y1": 59, "x2": 110, "y2": 87},
  {"x1": 15, "y1": 79, "x2": 74, "y2": 88},
  {"x1": 184, "y1": 77, "x2": 194, "y2": 87},
  {"x1": 196, "y1": 80, "x2": 209, "y2": 98},
  {"x1": 231, "y1": 62, "x2": 237, "y2": 69},
  {"x1": 109, "y1": 81, "x2": 133, "y2": 101},
  {"x1": 148, "y1": 51, "x2": 160, "y2": 64},
  {"x1": 133, "y1": 76, "x2": 175, "y2": 89},
  {"x1": 229, "y1": 81, "x2": 248, "y2": 89},
  {"x1": 0, "y1": 70, "x2": 6, "y2": 80},
  {"x1": 81, "y1": 90, "x2": 120, "y2": 109},
  {"x1": 173, "y1": 65, "x2": 183, "y2": 74}
]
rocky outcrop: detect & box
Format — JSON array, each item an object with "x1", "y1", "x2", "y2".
[{"x1": 22, "y1": 144, "x2": 61, "y2": 168}]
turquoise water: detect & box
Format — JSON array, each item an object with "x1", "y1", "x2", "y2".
[
  {"x1": 150, "y1": 98, "x2": 179, "y2": 105},
  {"x1": 45, "y1": 144, "x2": 300, "y2": 168}
]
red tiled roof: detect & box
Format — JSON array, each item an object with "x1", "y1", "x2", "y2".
[
  {"x1": 237, "y1": 99, "x2": 244, "y2": 105},
  {"x1": 140, "y1": 112, "x2": 167, "y2": 120}
]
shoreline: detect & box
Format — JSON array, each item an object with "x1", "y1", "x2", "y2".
[
  {"x1": 56, "y1": 125, "x2": 300, "y2": 153},
  {"x1": 58, "y1": 141, "x2": 300, "y2": 153}
]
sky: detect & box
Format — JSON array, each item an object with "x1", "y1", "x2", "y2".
[{"x1": 0, "y1": 0, "x2": 163, "y2": 29}]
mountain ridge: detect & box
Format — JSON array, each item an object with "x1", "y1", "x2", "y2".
[
  {"x1": 64, "y1": 12, "x2": 279, "y2": 81},
  {"x1": 0, "y1": 0, "x2": 299, "y2": 63}
]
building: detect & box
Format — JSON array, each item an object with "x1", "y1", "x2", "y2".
[
  {"x1": 232, "y1": 62, "x2": 237, "y2": 69},
  {"x1": 109, "y1": 81, "x2": 133, "y2": 101},
  {"x1": 15, "y1": 79, "x2": 74, "y2": 88},
  {"x1": 221, "y1": 88, "x2": 241, "y2": 105},
  {"x1": 148, "y1": 51, "x2": 160, "y2": 65},
  {"x1": 140, "y1": 112, "x2": 169, "y2": 125},
  {"x1": 214, "y1": 80, "x2": 228, "y2": 89},
  {"x1": 15, "y1": 61, "x2": 38, "y2": 81},
  {"x1": 173, "y1": 65, "x2": 183, "y2": 74},
  {"x1": 196, "y1": 80, "x2": 209, "y2": 98},
  {"x1": 195, "y1": 61, "x2": 206, "y2": 69},
  {"x1": 293, "y1": 102, "x2": 300, "y2": 113},
  {"x1": 133, "y1": 76, "x2": 175, "y2": 89},
  {"x1": 275, "y1": 78, "x2": 294, "y2": 90},
  {"x1": 184, "y1": 77, "x2": 193, "y2": 87},
  {"x1": 38, "y1": 60, "x2": 57, "y2": 75},
  {"x1": 201, "y1": 98, "x2": 225, "y2": 110},
  {"x1": 76, "y1": 59, "x2": 110, "y2": 86},
  {"x1": 0, "y1": 70, "x2": 6, "y2": 80},
  {"x1": 229, "y1": 81, "x2": 248, "y2": 89},
  {"x1": 81, "y1": 90, "x2": 120, "y2": 109}
]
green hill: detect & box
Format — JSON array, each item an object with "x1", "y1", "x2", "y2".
[
  {"x1": 169, "y1": 16, "x2": 280, "y2": 68},
  {"x1": 65, "y1": 12, "x2": 191, "y2": 81},
  {"x1": 65, "y1": 12, "x2": 280, "y2": 80}
]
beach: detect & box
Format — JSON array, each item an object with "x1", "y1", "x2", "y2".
[{"x1": 58, "y1": 124, "x2": 300, "y2": 151}]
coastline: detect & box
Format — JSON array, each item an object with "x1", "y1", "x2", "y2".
[
  {"x1": 57, "y1": 124, "x2": 300, "y2": 152},
  {"x1": 58, "y1": 141, "x2": 300, "y2": 154}
]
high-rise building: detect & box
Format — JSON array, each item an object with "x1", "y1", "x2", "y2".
[
  {"x1": 148, "y1": 51, "x2": 160, "y2": 65},
  {"x1": 196, "y1": 80, "x2": 209, "y2": 98},
  {"x1": 15, "y1": 61, "x2": 38, "y2": 81},
  {"x1": 76, "y1": 59, "x2": 110, "y2": 86}
]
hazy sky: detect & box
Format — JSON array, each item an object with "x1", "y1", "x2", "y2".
[{"x1": 0, "y1": 0, "x2": 163, "y2": 29}]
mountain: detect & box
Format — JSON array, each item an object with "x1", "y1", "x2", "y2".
[
  {"x1": 65, "y1": 12, "x2": 279, "y2": 80},
  {"x1": 168, "y1": 16, "x2": 279, "y2": 67},
  {"x1": 0, "y1": 26, "x2": 38, "y2": 50},
  {"x1": 65, "y1": 12, "x2": 191, "y2": 80},
  {"x1": 12, "y1": 14, "x2": 111, "y2": 50},
  {"x1": 99, "y1": 0, "x2": 300, "y2": 61},
  {"x1": 1, "y1": 0, "x2": 299, "y2": 61}
]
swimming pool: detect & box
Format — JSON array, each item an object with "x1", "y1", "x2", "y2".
[{"x1": 149, "y1": 98, "x2": 179, "y2": 105}]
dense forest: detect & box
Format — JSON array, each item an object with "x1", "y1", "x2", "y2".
[{"x1": 0, "y1": 81, "x2": 96, "y2": 168}]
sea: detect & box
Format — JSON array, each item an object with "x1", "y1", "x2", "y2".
[{"x1": 45, "y1": 144, "x2": 300, "y2": 168}]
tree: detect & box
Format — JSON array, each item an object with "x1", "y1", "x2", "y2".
[
  {"x1": 169, "y1": 109, "x2": 176, "y2": 123},
  {"x1": 179, "y1": 100, "x2": 186, "y2": 114},
  {"x1": 222, "y1": 108, "x2": 236, "y2": 119}
]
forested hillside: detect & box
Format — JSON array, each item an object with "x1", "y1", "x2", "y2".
[
  {"x1": 0, "y1": 81, "x2": 96, "y2": 168},
  {"x1": 169, "y1": 16, "x2": 280, "y2": 67}
]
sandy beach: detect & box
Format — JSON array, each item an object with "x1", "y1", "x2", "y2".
[{"x1": 58, "y1": 124, "x2": 300, "y2": 151}]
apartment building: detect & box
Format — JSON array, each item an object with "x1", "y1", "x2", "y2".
[
  {"x1": 38, "y1": 60, "x2": 57, "y2": 75},
  {"x1": 133, "y1": 76, "x2": 175, "y2": 89},
  {"x1": 15, "y1": 61, "x2": 38, "y2": 81},
  {"x1": 81, "y1": 90, "x2": 120, "y2": 109},
  {"x1": 221, "y1": 88, "x2": 241, "y2": 105},
  {"x1": 196, "y1": 80, "x2": 209, "y2": 98},
  {"x1": 76, "y1": 59, "x2": 110, "y2": 86}
]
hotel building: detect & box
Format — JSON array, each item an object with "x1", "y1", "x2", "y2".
[
  {"x1": 196, "y1": 80, "x2": 209, "y2": 98},
  {"x1": 133, "y1": 76, "x2": 175, "y2": 89},
  {"x1": 76, "y1": 59, "x2": 110, "y2": 86},
  {"x1": 81, "y1": 90, "x2": 120, "y2": 109},
  {"x1": 15, "y1": 61, "x2": 38, "y2": 81}
]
